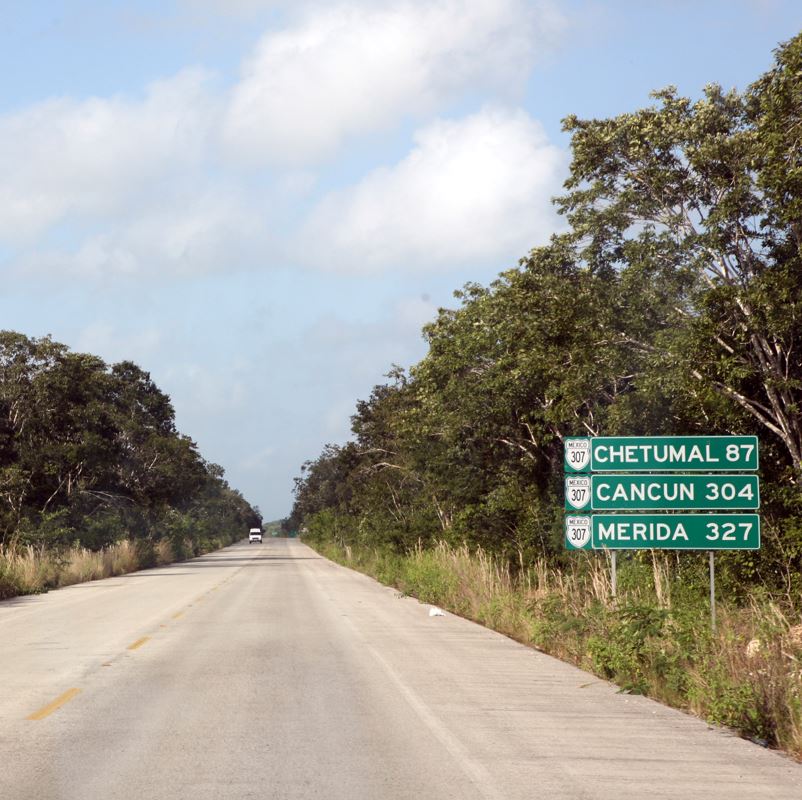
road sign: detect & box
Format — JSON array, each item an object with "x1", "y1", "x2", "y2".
[
  {"x1": 589, "y1": 436, "x2": 759, "y2": 472},
  {"x1": 564, "y1": 438, "x2": 591, "y2": 472},
  {"x1": 569, "y1": 474, "x2": 760, "y2": 511},
  {"x1": 564, "y1": 476, "x2": 591, "y2": 510},
  {"x1": 565, "y1": 516, "x2": 592, "y2": 550},
  {"x1": 591, "y1": 513, "x2": 760, "y2": 550}
]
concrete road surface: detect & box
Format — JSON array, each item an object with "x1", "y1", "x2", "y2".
[{"x1": 1, "y1": 537, "x2": 800, "y2": 799}]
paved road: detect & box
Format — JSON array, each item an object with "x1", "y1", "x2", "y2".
[{"x1": 1, "y1": 537, "x2": 800, "y2": 799}]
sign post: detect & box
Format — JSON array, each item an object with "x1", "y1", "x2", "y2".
[
  {"x1": 611, "y1": 551, "x2": 617, "y2": 599},
  {"x1": 709, "y1": 551, "x2": 716, "y2": 632}
]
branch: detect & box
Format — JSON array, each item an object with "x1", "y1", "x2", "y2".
[
  {"x1": 691, "y1": 369, "x2": 785, "y2": 438},
  {"x1": 497, "y1": 438, "x2": 536, "y2": 460},
  {"x1": 41, "y1": 475, "x2": 68, "y2": 514}
]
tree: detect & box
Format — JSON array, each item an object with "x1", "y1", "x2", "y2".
[
  {"x1": 290, "y1": 33, "x2": 802, "y2": 584},
  {"x1": 559, "y1": 33, "x2": 802, "y2": 473},
  {"x1": 0, "y1": 331, "x2": 259, "y2": 550}
]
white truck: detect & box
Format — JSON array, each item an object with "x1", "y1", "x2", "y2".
[{"x1": 248, "y1": 528, "x2": 263, "y2": 544}]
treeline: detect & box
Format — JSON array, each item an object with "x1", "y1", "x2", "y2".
[
  {"x1": 289, "y1": 34, "x2": 802, "y2": 596},
  {"x1": 0, "y1": 331, "x2": 260, "y2": 558}
]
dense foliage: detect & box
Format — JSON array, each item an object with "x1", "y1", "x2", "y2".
[
  {"x1": 289, "y1": 34, "x2": 802, "y2": 596},
  {"x1": 0, "y1": 331, "x2": 260, "y2": 555}
]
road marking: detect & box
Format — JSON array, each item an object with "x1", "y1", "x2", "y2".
[
  {"x1": 127, "y1": 636, "x2": 150, "y2": 650},
  {"x1": 26, "y1": 688, "x2": 81, "y2": 720},
  {"x1": 172, "y1": 611, "x2": 184, "y2": 619}
]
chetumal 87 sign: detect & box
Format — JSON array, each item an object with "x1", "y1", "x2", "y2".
[{"x1": 564, "y1": 435, "x2": 759, "y2": 473}]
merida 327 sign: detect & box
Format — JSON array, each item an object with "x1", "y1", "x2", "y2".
[
  {"x1": 564, "y1": 435, "x2": 759, "y2": 472},
  {"x1": 565, "y1": 513, "x2": 761, "y2": 551},
  {"x1": 593, "y1": 513, "x2": 760, "y2": 550}
]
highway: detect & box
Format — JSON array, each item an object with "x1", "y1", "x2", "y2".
[{"x1": 1, "y1": 537, "x2": 800, "y2": 799}]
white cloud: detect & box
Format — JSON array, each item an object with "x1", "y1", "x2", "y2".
[
  {"x1": 222, "y1": 0, "x2": 564, "y2": 165},
  {"x1": 0, "y1": 69, "x2": 217, "y2": 243},
  {"x1": 297, "y1": 106, "x2": 567, "y2": 273},
  {"x1": 14, "y1": 186, "x2": 265, "y2": 280},
  {"x1": 1, "y1": 2, "x2": 567, "y2": 283}
]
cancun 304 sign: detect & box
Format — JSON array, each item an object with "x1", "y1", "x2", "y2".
[{"x1": 564, "y1": 474, "x2": 759, "y2": 511}]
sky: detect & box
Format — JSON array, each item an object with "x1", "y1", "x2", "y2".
[{"x1": 1, "y1": 1, "x2": 800, "y2": 521}]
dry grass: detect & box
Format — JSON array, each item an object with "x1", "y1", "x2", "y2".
[
  {"x1": 0, "y1": 544, "x2": 60, "y2": 596},
  {"x1": 0, "y1": 536, "x2": 210, "y2": 599},
  {"x1": 154, "y1": 539, "x2": 176, "y2": 566}
]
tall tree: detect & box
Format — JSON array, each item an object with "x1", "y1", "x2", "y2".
[{"x1": 560, "y1": 33, "x2": 802, "y2": 472}]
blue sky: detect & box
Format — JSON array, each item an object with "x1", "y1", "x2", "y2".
[{"x1": 1, "y1": 1, "x2": 800, "y2": 520}]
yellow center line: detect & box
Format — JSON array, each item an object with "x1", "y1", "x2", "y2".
[
  {"x1": 127, "y1": 636, "x2": 150, "y2": 651},
  {"x1": 27, "y1": 688, "x2": 81, "y2": 721}
]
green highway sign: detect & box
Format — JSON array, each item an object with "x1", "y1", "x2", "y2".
[
  {"x1": 564, "y1": 435, "x2": 759, "y2": 472},
  {"x1": 565, "y1": 474, "x2": 760, "y2": 511},
  {"x1": 592, "y1": 513, "x2": 760, "y2": 550},
  {"x1": 565, "y1": 516, "x2": 592, "y2": 550}
]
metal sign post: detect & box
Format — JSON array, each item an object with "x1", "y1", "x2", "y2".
[
  {"x1": 611, "y1": 551, "x2": 617, "y2": 599},
  {"x1": 709, "y1": 551, "x2": 716, "y2": 632}
]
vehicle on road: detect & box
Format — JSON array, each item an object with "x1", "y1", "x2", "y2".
[{"x1": 249, "y1": 528, "x2": 263, "y2": 543}]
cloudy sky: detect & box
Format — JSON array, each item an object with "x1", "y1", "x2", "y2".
[{"x1": 1, "y1": 1, "x2": 799, "y2": 520}]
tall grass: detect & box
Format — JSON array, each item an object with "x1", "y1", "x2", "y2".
[
  {"x1": 313, "y1": 539, "x2": 802, "y2": 759},
  {"x1": 0, "y1": 534, "x2": 232, "y2": 600}
]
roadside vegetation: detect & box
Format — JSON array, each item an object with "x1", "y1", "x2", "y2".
[
  {"x1": 0, "y1": 332, "x2": 260, "y2": 599},
  {"x1": 311, "y1": 539, "x2": 802, "y2": 758},
  {"x1": 0, "y1": 532, "x2": 246, "y2": 599},
  {"x1": 288, "y1": 34, "x2": 802, "y2": 757}
]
